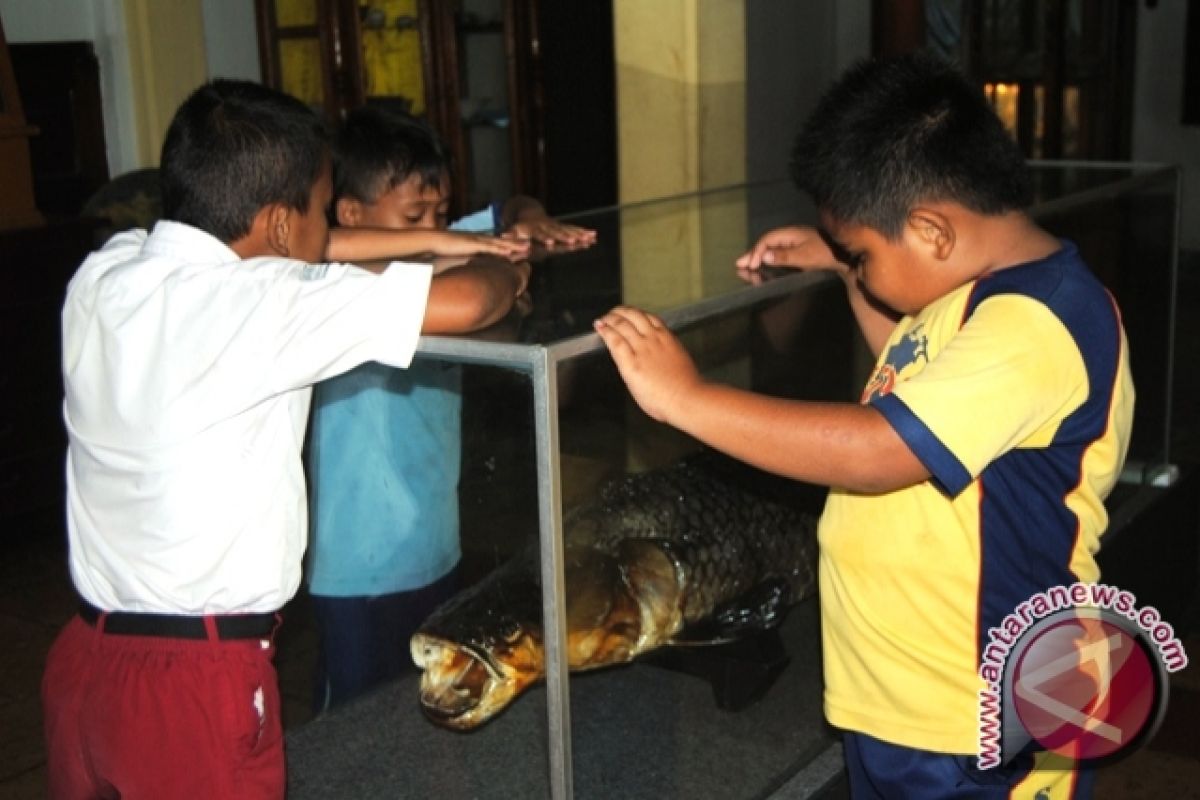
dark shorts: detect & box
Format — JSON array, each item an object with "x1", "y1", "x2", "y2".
[
  {"x1": 310, "y1": 564, "x2": 461, "y2": 713},
  {"x1": 843, "y1": 731, "x2": 1095, "y2": 799}
]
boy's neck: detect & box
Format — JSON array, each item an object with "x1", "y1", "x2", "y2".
[{"x1": 963, "y1": 211, "x2": 1062, "y2": 279}]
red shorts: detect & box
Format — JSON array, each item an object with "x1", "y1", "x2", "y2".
[{"x1": 42, "y1": 613, "x2": 285, "y2": 799}]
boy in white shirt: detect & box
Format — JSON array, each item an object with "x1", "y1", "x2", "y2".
[{"x1": 43, "y1": 79, "x2": 529, "y2": 799}]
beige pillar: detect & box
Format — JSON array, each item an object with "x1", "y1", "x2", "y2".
[
  {"x1": 613, "y1": 0, "x2": 747, "y2": 309},
  {"x1": 124, "y1": 0, "x2": 209, "y2": 166},
  {"x1": 612, "y1": 1, "x2": 751, "y2": 470}
]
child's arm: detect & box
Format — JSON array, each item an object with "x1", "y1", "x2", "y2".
[
  {"x1": 593, "y1": 306, "x2": 928, "y2": 493},
  {"x1": 422, "y1": 256, "x2": 532, "y2": 334},
  {"x1": 736, "y1": 225, "x2": 899, "y2": 356},
  {"x1": 326, "y1": 226, "x2": 531, "y2": 263},
  {"x1": 500, "y1": 195, "x2": 597, "y2": 248}
]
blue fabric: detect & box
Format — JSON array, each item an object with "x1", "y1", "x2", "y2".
[
  {"x1": 306, "y1": 360, "x2": 461, "y2": 595},
  {"x1": 305, "y1": 213, "x2": 494, "y2": 597},
  {"x1": 310, "y1": 566, "x2": 460, "y2": 712},
  {"x1": 963, "y1": 243, "x2": 1124, "y2": 661},
  {"x1": 872, "y1": 391, "x2": 972, "y2": 496},
  {"x1": 843, "y1": 732, "x2": 1095, "y2": 799}
]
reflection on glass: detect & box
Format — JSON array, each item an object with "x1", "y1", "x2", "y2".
[
  {"x1": 984, "y1": 82, "x2": 1020, "y2": 141},
  {"x1": 924, "y1": 0, "x2": 966, "y2": 63},
  {"x1": 282, "y1": 166, "x2": 1178, "y2": 796},
  {"x1": 1062, "y1": 85, "x2": 1080, "y2": 157},
  {"x1": 1033, "y1": 84, "x2": 1045, "y2": 158}
]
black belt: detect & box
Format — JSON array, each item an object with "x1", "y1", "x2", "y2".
[{"x1": 78, "y1": 600, "x2": 279, "y2": 640}]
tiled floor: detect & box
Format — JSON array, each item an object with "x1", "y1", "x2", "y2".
[{"x1": 2, "y1": 260, "x2": 1199, "y2": 799}]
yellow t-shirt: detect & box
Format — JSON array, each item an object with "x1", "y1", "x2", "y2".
[{"x1": 819, "y1": 241, "x2": 1135, "y2": 754}]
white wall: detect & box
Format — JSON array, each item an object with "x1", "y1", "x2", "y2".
[
  {"x1": 1133, "y1": 0, "x2": 1200, "y2": 251},
  {"x1": 201, "y1": 0, "x2": 260, "y2": 82},
  {"x1": 2, "y1": 0, "x2": 260, "y2": 178},
  {"x1": 1, "y1": 0, "x2": 140, "y2": 175}
]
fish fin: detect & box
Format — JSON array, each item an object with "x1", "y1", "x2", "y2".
[{"x1": 669, "y1": 579, "x2": 792, "y2": 645}]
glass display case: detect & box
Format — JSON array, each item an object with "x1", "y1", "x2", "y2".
[{"x1": 285, "y1": 162, "x2": 1185, "y2": 799}]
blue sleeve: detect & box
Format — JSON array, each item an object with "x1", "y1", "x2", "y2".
[{"x1": 871, "y1": 392, "x2": 973, "y2": 496}]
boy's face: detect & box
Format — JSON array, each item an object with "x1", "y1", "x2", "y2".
[
  {"x1": 820, "y1": 211, "x2": 950, "y2": 315},
  {"x1": 289, "y1": 161, "x2": 334, "y2": 262},
  {"x1": 355, "y1": 172, "x2": 451, "y2": 230}
]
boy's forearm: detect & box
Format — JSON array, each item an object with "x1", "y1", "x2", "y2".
[
  {"x1": 844, "y1": 272, "x2": 900, "y2": 356},
  {"x1": 668, "y1": 382, "x2": 928, "y2": 493},
  {"x1": 326, "y1": 227, "x2": 437, "y2": 262},
  {"x1": 422, "y1": 261, "x2": 526, "y2": 334}
]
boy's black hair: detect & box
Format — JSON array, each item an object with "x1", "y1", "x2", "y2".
[
  {"x1": 790, "y1": 52, "x2": 1032, "y2": 239},
  {"x1": 332, "y1": 104, "x2": 451, "y2": 205},
  {"x1": 159, "y1": 79, "x2": 330, "y2": 243}
]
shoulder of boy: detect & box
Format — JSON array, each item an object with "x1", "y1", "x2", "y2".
[{"x1": 450, "y1": 202, "x2": 502, "y2": 234}]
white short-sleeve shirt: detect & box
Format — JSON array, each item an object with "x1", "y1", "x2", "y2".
[{"x1": 63, "y1": 220, "x2": 433, "y2": 614}]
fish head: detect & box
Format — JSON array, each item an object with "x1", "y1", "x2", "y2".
[
  {"x1": 410, "y1": 626, "x2": 543, "y2": 730},
  {"x1": 411, "y1": 559, "x2": 546, "y2": 730}
]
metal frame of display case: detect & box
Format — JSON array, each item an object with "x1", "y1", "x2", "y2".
[
  {"x1": 416, "y1": 265, "x2": 834, "y2": 800},
  {"x1": 320, "y1": 161, "x2": 1183, "y2": 800},
  {"x1": 412, "y1": 161, "x2": 1184, "y2": 800}
]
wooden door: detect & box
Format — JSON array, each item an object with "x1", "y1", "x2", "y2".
[{"x1": 0, "y1": 17, "x2": 43, "y2": 230}]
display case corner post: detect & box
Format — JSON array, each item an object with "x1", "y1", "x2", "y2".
[{"x1": 532, "y1": 347, "x2": 574, "y2": 800}]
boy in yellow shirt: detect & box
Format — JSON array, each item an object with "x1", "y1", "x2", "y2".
[{"x1": 595, "y1": 53, "x2": 1133, "y2": 799}]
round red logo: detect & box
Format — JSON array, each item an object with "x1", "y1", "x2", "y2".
[{"x1": 1008, "y1": 610, "x2": 1165, "y2": 762}]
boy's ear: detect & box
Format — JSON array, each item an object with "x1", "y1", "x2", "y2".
[
  {"x1": 232, "y1": 203, "x2": 292, "y2": 259},
  {"x1": 907, "y1": 207, "x2": 955, "y2": 260},
  {"x1": 336, "y1": 197, "x2": 362, "y2": 227},
  {"x1": 264, "y1": 204, "x2": 293, "y2": 258}
]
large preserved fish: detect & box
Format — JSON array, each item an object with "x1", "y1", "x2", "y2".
[{"x1": 411, "y1": 455, "x2": 820, "y2": 730}]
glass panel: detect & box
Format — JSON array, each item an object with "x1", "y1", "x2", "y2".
[
  {"x1": 283, "y1": 166, "x2": 1180, "y2": 796},
  {"x1": 278, "y1": 38, "x2": 325, "y2": 108},
  {"x1": 977, "y1": 0, "x2": 1042, "y2": 74},
  {"x1": 286, "y1": 363, "x2": 550, "y2": 795},
  {"x1": 985, "y1": 82, "x2": 1021, "y2": 141},
  {"x1": 555, "y1": 293, "x2": 850, "y2": 796},
  {"x1": 274, "y1": 0, "x2": 318, "y2": 28},
  {"x1": 459, "y1": 0, "x2": 512, "y2": 209},
  {"x1": 924, "y1": 0, "x2": 967, "y2": 63},
  {"x1": 1062, "y1": 85, "x2": 1081, "y2": 157},
  {"x1": 1032, "y1": 83, "x2": 1045, "y2": 158}
]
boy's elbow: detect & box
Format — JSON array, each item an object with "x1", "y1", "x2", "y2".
[
  {"x1": 841, "y1": 434, "x2": 929, "y2": 494},
  {"x1": 469, "y1": 292, "x2": 511, "y2": 329},
  {"x1": 846, "y1": 469, "x2": 920, "y2": 495},
  {"x1": 449, "y1": 288, "x2": 511, "y2": 332}
]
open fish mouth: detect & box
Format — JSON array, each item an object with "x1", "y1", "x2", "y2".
[{"x1": 411, "y1": 632, "x2": 543, "y2": 730}]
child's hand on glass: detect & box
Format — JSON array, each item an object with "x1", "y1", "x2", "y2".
[
  {"x1": 504, "y1": 217, "x2": 597, "y2": 250},
  {"x1": 593, "y1": 306, "x2": 701, "y2": 425},
  {"x1": 429, "y1": 230, "x2": 531, "y2": 261},
  {"x1": 735, "y1": 225, "x2": 844, "y2": 284}
]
